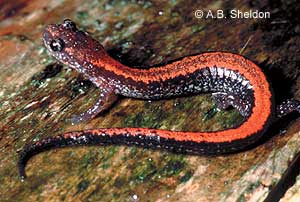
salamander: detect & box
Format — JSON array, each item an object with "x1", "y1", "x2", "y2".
[{"x1": 18, "y1": 19, "x2": 300, "y2": 181}]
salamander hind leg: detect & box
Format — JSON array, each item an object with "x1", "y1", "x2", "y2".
[
  {"x1": 276, "y1": 99, "x2": 300, "y2": 118},
  {"x1": 212, "y1": 92, "x2": 253, "y2": 117},
  {"x1": 69, "y1": 87, "x2": 118, "y2": 124}
]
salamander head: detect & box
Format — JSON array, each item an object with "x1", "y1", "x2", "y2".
[{"x1": 43, "y1": 19, "x2": 107, "y2": 73}]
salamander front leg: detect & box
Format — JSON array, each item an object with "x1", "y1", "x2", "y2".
[
  {"x1": 69, "y1": 87, "x2": 118, "y2": 124},
  {"x1": 276, "y1": 99, "x2": 300, "y2": 118},
  {"x1": 212, "y1": 92, "x2": 252, "y2": 117}
]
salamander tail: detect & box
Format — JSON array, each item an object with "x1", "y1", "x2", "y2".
[{"x1": 17, "y1": 131, "x2": 101, "y2": 181}]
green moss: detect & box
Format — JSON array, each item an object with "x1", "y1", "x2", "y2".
[
  {"x1": 101, "y1": 163, "x2": 110, "y2": 170},
  {"x1": 94, "y1": 20, "x2": 108, "y2": 32},
  {"x1": 76, "y1": 11, "x2": 89, "y2": 21},
  {"x1": 79, "y1": 151, "x2": 96, "y2": 170},
  {"x1": 76, "y1": 179, "x2": 90, "y2": 193},
  {"x1": 222, "y1": 110, "x2": 243, "y2": 128},
  {"x1": 191, "y1": 25, "x2": 205, "y2": 33},
  {"x1": 180, "y1": 170, "x2": 194, "y2": 183},
  {"x1": 130, "y1": 158, "x2": 156, "y2": 182},
  {"x1": 158, "y1": 159, "x2": 185, "y2": 177},
  {"x1": 70, "y1": 78, "x2": 93, "y2": 98},
  {"x1": 129, "y1": 147, "x2": 138, "y2": 156},
  {"x1": 123, "y1": 111, "x2": 162, "y2": 128},
  {"x1": 202, "y1": 106, "x2": 219, "y2": 121},
  {"x1": 237, "y1": 194, "x2": 246, "y2": 202}
]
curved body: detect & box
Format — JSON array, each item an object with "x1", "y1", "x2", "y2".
[{"x1": 18, "y1": 19, "x2": 300, "y2": 180}]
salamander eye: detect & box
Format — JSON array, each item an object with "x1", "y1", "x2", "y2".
[
  {"x1": 49, "y1": 38, "x2": 64, "y2": 52},
  {"x1": 63, "y1": 19, "x2": 77, "y2": 31}
]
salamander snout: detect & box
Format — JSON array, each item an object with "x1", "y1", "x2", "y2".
[
  {"x1": 43, "y1": 19, "x2": 113, "y2": 71},
  {"x1": 43, "y1": 19, "x2": 81, "y2": 55},
  {"x1": 62, "y1": 19, "x2": 77, "y2": 31}
]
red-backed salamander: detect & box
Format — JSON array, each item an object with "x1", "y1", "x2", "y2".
[{"x1": 18, "y1": 19, "x2": 300, "y2": 181}]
